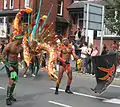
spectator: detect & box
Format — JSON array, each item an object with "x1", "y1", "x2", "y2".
[
  {"x1": 0, "y1": 42, "x2": 2, "y2": 53},
  {"x1": 74, "y1": 40, "x2": 82, "y2": 71},
  {"x1": 0, "y1": 41, "x2": 4, "y2": 53},
  {"x1": 101, "y1": 44, "x2": 108, "y2": 55},
  {"x1": 91, "y1": 46, "x2": 99, "y2": 75},
  {"x1": 111, "y1": 41, "x2": 118, "y2": 51},
  {"x1": 79, "y1": 42, "x2": 88, "y2": 73},
  {"x1": 118, "y1": 42, "x2": 120, "y2": 51},
  {"x1": 91, "y1": 46, "x2": 99, "y2": 56},
  {"x1": 74, "y1": 28, "x2": 81, "y2": 44},
  {"x1": 86, "y1": 43, "x2": 93, "y2": 74}
]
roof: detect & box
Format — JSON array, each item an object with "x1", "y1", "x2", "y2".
[
  {"x1": 56, "y1": 16, "x2": 69, "y2": 24},
  {"x1": 67, "y1": 0, "x2": 114, "y2": 10},
  {"x1": 67, "y1": 1, "x2": 85, "y2": 9},
  {"x1": 0, "y1": 9, "x2": 19, "y2": 17}
]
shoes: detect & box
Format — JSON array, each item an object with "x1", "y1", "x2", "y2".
[
  {"x1": 31, "y1": 74, "x2": 35, "y2": 77},
  {"x1": 91, "y1": 88, "x2": 97, "y2": 93},
  {"x1": 55, "y1": 90, "x2": 58, "y2": 95},
  {"x1": 6, "y1": 98, "x2": 12, "y2": 105},
  {"x1": 6, "y1": 96, "x2": 17, "y2": 105},
  {"x1": 24, "y1": 74, "x2": 27, "y2": 78},
  {"x1": 55, "y1": 87, "x2": 59, "y2": 95},
  {"x1": 65, "y1": 89, "x2": 73, "y2": 94},
  {"x1": 10, "y1": 96, "x2": 17, "y2": 101},
  {"x1": 24, "y1": 74, "x2": 36, "y2": 77}
]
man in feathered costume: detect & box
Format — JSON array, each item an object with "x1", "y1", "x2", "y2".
[
  {"x1": 2, "y1": 7, "x2": 33, "y2": 106},
  {"x1": 55, "y1": 38, "x2": 78, "y2": 94},
  {"x1": 2, "y1": 35, "x2": 24, "y2": 105}
]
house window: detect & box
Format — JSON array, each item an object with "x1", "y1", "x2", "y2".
[
  {"x1": 57, "y1": 0, "x2": 63, "y2": 16},
  {"x1": 25, "y1": 0, "x2": 29, "y2": 8},
  {"x1": 4, "y1": 0, "x2": 7, "y2": 9},
  {"x1": 10, "y1": 0, "x2": 14, "y2": 9}
]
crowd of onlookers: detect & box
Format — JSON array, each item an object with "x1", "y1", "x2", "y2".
[
  {"x1": 0, "y1": 37, "x2": 120, "y2": 76},
  {"x1": 71, "y1": 40, "x2": 98, "y2": 75},
  {"x1": 0, "y1": 41, "x2": 5, "y2": 54},
  {"x1": 0, "y1": 40, "x2": 8, "y2": 53},
  {"x1": 71, "y1": 40, "x2": 120, "y2": 75}
]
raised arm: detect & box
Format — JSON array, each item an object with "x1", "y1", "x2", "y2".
[{"x1": 2, "y1": 44, "x2": 9, "y2": 61}]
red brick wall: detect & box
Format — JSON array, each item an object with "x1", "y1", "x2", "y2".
[
  {"x1": 0, "y1": 0, "x2": 4, "y2": 10},
  {"x1": 10, "y1": 0, "x2": 26, "y2": 9},
  {"x1": 14, "y1": 0, "x2": 19, "y2": 9},
  {"x1": 20, "y1": 0, "x2": 58, "y2": 30},
  {"x1": 0, "y1": 0, "x2": 27, "y2": 10},
  {"x1": 63, "y1": 0, "x2": 73, "y2": 36},
  {"x1": 94, "y1": 40, "x2": 119, "y2": 52},
  {"x1": 13, "y1": 0, "x2": 36, "y2": 10},
  {"x1": 63, "y1": 0, "x2": 72, "y2": 20},
  {"x1": 20, "y1": 0, "x2": 24, "y2": 9},
  {"x1": 40, "y1": 0, "x2": 58, "y2": 29},
  {"x1": 31, "y1": 0, "x2": 35, "y2": 12},
  {"x1": 14, "y1": 0, "x2": 24, "y2": 9}
]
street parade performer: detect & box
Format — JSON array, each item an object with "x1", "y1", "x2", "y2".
[
  {"x1": 1, "y1": 7, "x2": 32, "y2": 105},
  {"x1": 55, "y1": 38, "x2": 78, "y2": 94},
  {"x1": 2, "y1": 36, "x2": 23, "y2": 105},
  {"x1": 23, "y1": 40, "x2": 40, "y2": 77}
]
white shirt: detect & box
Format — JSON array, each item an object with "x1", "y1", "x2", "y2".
[
  {"x1": 71, "y1": 45, "x2": 75, "y2": 60},
  {"x1": 91, "y1": 49, "x2": 98, "y2": 56},
  {"x1": 75, "y1": 31, "x2": 79, "y2": 40},
  {"x1": 87, "y1": 48, "x2": 92, "y2": 55},
  {"x1": 80, "y1": 46, "x2": 88, "y2": 58}
]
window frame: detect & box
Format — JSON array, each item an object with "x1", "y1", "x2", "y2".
[
  {"x1": 24, "y1": 0, "x2": 30, "y2": 8},
  {"x1": 9, "y1": 0, "x2": 14, "y2": 9},
  {"x1": 57, "y1": 0, "x2": 63, "y2": 16},
  {"x1": 4, "y1": 0, "x2": 7, "y2": 9}
]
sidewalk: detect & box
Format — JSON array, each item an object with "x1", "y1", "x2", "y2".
[
  {"x1": 70, "y1": 60, "x2": 120, "y2": 78},
  {"x1": 116, "y1": 66, "x2": 120, "y2": 78}
]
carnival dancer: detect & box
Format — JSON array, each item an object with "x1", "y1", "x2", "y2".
[
  {"x1": 24, "y1": 55, "x2": 40, "y2": 77},
  {"x1": 2, "y1": 36, "x2": 23, "y2": 105},
  {"x1": 55, "y1": 38, "x2": 78, "y2": 94},
  {"x1": 23, "y1": 40, "x2": 40, "y2": 77}
]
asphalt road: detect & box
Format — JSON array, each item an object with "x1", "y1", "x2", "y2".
[{"x1": 0, "y1": 65, "x2": 120, "y2": 107}]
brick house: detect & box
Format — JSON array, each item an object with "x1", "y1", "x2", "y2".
[
  {"x1": 0, "y1": 0, "x2": 58, "y2": 38},
  {"x1": 0, "y1": 0, "x2": 75, "y2": 40},
  {"x1": 0, "y1": 0, "x2": 119, "y2": 52}
]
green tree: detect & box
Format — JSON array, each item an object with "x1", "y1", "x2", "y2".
[{"x1": 105, "y1": 0, "x2": 120, "y2": 35}]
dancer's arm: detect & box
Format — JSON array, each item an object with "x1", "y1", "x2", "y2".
[{"x1": 71, "y1": 50, "x2": 78, "y2": 60}]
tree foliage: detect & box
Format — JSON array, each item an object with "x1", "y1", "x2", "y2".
[{"x1": 105, "y1": 0, "x2": 120, "y2": 35}]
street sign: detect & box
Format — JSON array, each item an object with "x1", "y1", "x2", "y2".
[
  {"x1": 83, "y1": 3, "x2": 104, "y2": 54},
  {"x1": 83, "y1": 3, "x2": 104, "y2": 31}
]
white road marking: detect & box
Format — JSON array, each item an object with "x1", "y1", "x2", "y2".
[
  {"x1": 50, "y1": 88, "x2": 120, "y2": 104},
  {"x1": 0, "y1": 86, "x2": 5, "y2": 90},
  {"x1": 110, "y1": 85, "x2": 120, "y2": 88},
  {"x1": 48, "y1": 101, "x2": 72, "y2": 107},
  {"x1": 103, "y1": 98, "x2": 120, "y2": 105},
  {"x1": 50, "y1": 87, "x2": 106, "y2": 100},
  {"x1": 50, "y1": 87, "x2": 120, "y2": 105}
]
